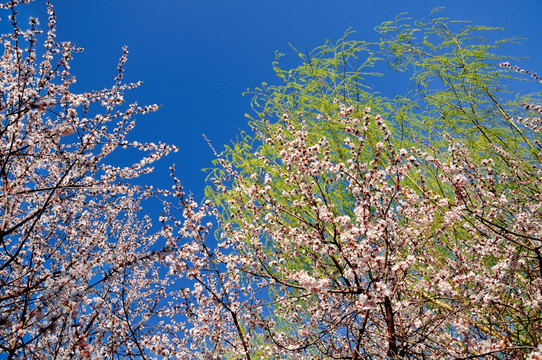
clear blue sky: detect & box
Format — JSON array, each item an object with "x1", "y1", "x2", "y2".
[{"x1": 6, "y1": 0, "x2": 542, "y2": 200}]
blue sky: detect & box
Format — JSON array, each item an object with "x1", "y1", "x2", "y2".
[{"x1": 7, "y1": 0, "x2": 542, "y2": 200}]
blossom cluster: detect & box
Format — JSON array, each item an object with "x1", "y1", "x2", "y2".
[{"x1": 158, "y1": 94, "x2": 542, "y2": 358}]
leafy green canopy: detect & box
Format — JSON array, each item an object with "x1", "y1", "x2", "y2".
[{"x1": 207, "y1": 10, "x2": 539, "y2": 214}]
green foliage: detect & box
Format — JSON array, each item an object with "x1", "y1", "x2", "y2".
[
  {"x1": 207, "y1": 10, "x2": 536, "y2": 219},
  {"x1": 377, "y1": 9, "x2": 538, "y2": 165}
]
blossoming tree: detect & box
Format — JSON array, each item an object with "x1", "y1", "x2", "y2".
[
  {"x1": 158, "y1": 13, "x2": 542, "y2": 360},
  {"x1": 0, "y1": 1, "x2": 176, "y2": 358}
]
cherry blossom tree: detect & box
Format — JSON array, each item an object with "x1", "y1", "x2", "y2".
[
  {"x1": 157, "y1": 13, "x2": 542, "y2": 359},
  {"x1": 3, "y1": 1, "x2": 541, "y2": 359},
  {"x1": 0, "y1": 1, "x2": 177, "y2": 358}
]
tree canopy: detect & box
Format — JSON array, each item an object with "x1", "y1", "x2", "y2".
[
  {"x1": 196, "y1": 10, "x2": 542, "y2": 359},
  {"x1": 1, "y1": 2, "x2": 541, "y2": 359}
]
